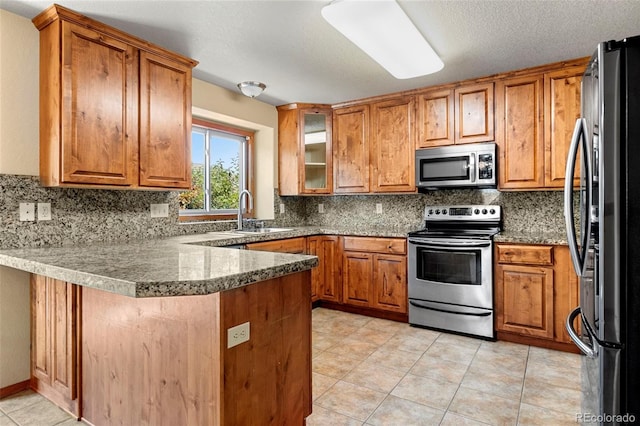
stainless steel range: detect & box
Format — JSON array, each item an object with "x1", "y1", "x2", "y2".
[{"x1": 407, "y1": 205, "x2": 501, "y2": 339}]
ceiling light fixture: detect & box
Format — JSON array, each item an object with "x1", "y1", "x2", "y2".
[
  {"x1": 237, "y1": 81, "x2": 266, "y2": 98},
  {"x1": 321, "y1": 0, "x2": 444, "y2": 79}
]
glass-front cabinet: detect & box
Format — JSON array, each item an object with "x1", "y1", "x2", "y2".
[{"x1": 277, "y1": 103, "x2": 332, "y2": 195}]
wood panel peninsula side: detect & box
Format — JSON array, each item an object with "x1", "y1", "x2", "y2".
[{"x1": 0, "y1": 238, "x2": 318, "y2": 425}]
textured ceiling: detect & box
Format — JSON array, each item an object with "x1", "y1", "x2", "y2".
[{"x1": 2, "y1": 0, "x2": 640, "y2": 106}]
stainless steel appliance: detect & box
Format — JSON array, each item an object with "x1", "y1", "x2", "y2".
[
  {"x1": 415, "y1": 142, "x2": 496, "y2": 190},
  {"x1": 564, "y1": 36, "x2": 640, "y2": 424},
  {"x1": 408, "y1": 205, "x2": 501, "y2": 339}
]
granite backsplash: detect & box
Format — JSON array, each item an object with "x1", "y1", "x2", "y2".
[{"x1": 1, "y1": 173, "x2": 567, "y2": 249}]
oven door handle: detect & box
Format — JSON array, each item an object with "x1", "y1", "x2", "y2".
[
  {"x1": 409, "y1": 300, "x2": 492, "y2": 317},
  {"x1": 408, "y1": 238, "x2": 491, "y2": 248}
]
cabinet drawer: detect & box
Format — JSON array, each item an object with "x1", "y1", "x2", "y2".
[
  {"x1": 247, "y1": 237, "x2": 306, "y2": 254},
  {"x1": 343, "y1": 237, "x2": 406, "y2": 255},
  {"x1": 497, "y1": 244, "x2": 553, "y2": 266}
]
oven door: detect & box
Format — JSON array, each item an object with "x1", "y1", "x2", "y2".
[{"x1": 408, "y1": 237, "x2": 493, "y2": 309}]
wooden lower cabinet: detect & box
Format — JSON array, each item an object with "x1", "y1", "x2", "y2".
[
  {"x1": 245, "y1": 236, "x2": 306, "y2": 254},
  {"x1": 343, "y1": 251, "x2": 374, "y2": 306},
  {"x1": 307, "y1": 235, "x2": 341, "y2": 302},
  {"x1": 494, "y1": 244, "x2": 579, "y2": 352},
  {"x1": 372, "y1": 254, "x2": 407, "y2": 313},
  {"x1": 30, "y1": 275, "x2": 80, "y2": 417}
]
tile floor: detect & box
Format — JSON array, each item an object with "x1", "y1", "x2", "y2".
[{"x1": 0, "y1": 307, "x2": 583, "y2": 426}]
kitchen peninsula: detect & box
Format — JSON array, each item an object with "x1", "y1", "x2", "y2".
[{"x1": 0, "y1": 234, "x2": 318, "y2": 425}]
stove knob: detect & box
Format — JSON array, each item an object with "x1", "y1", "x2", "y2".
[
  {"x1": 428, "y1": 209, "x2": 433, "y2": 215},
  {"x1": 442, "y1": 209, "x2": 448, "y2": 215},
  {"x1": 482, "y1": 209, "x2": 488, "y2": 214},
  {"x1": 474, "y1": 209, "x2": 480, "y2": 215},
  {"x1": 435, "y1": 209, "x2": 440, "y2": 214},
  {"x1": 489, "y1": 208, "x2": 496, "y2": 215}
]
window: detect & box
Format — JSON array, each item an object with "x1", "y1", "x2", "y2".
[{"x1": 179, "y1": 119, "x2": 254, "y2": 219}]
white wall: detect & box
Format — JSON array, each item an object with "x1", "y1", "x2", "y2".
[{"x1": 0, "y1": 8, "x2": 279, "y2": 389}]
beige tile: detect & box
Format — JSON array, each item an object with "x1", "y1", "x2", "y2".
[
  {"x1": 470, "y1": 350, "x2": 527, "y2": 378},
  {"x1": 362, "y1": 317, "x2": 408, "y2": 333},
  {"x1": 435, "y1": 333, "x2": 482, "y2": 351},
  {"x1": 517, "y1": 402, "x2": 579, "y2": 425},
  {"x1": 0, "y1": 391, "x2": 43, "y2": 414},
  {"x1": 525, "y1": 359, "x2": 581, "y2": 391},
  {"x1": 55, "y1": 419, "x2": 90, "y2": 426},
  {"x1": 330, "y1": 311, "x2": 373, "y2": 328},
  {"x1": 527, "y1": 346, "x2": 581, "y2": 370},
  {"x1": 449, "y1": 386, "x2": 520, "y2": 425},
  {"x1": 522, "y1": 376, "x2": 582, "y2": 414},
  {"x1": 313, "y1": 318, "x2": 362, "y2": 337},
  {"x1": 440, "y1": 411, "x2": 493, "y2": 426},
  {"x1": 313, "y1": 351, "x2": 362, "y2": 379},
  {"x1": 326, "y1": 337, "x2": 380, "y2": 360},
  {"x1": 342, "y1": 361, "x2": 407, "y2": 393},
  {"x1": 479, "y1": 340, "x2": 530, "y2": 357},
  {"x1": 313, "y1": 372, "x2": 339, "y2": 400},
  {"x1": 366, "y1": 395, "x2": 444, "y2": 425},
  {"x1": 312, "y1": 307, "x2": 342, "y2": 320},
  {"x1": 394, "y1": 325, "x2": 441, "y2": 340},
  {"x1": 365, "y1": 347, "x2": 422, "y2": 373},
  {"x1": 382, "y1": 333, "x2": 435, "y2": 355},
  {"x1": 460, "y1": 367, "x2": 525, "y2": 400},
  {"x1": 347, "y1": 326, "x2": 395, "y2": 346},
  {"x1": 424, "y1": 341, "x2": 477, "y2": 365},
  {"x1": 390, "y1": 374, "x2": 459, "y2": 410},
  {"x1": 315, "y1": 381, "x2": 386, "y2": 422},
  {"x1": 0, "y1": 413, "x2": 17, "y2": 426},
  {"x1": 410, "y1": 353, "x2": 469, "y2": 384},
  {"x1": 306, "y1": 404, "x2": 363, "y2": 426},
  {"x1": 7, "y1": 400, "x2": 71, "y2": 426},
  {"x1": 313, "y1": 330, "x2": 345, "y2": 351}
]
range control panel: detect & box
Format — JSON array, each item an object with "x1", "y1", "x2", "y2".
[{"x1": 424, "y1": 205, "x2": 501, "y2": 221}]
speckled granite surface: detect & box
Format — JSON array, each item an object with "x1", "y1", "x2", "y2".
[
  {"x1": 494, "y1": 231, "x2": 569, "y2": 245},
  {"x1": 0, "y1": 236, "x2": 318, "y2": 297}
]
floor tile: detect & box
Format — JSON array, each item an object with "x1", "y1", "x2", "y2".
[
  {"x1": 528, "y1": 346, "x2": 581, "y2": 370},
  {"x1": 342, "y1": 361, "x2": 407, "y2": 393},
  {"x1": 362, "y1": 318, "x2": 407, "y2": 334},
  {"x1": 326, "y1": 336, "x2": 380, "y2": 360},
  {"x1": 410, "y1": 353, "x2": 470, "y2": 384},
  {"x1": 383, "y1": 333, "x2": 435, "y2": 355},
  {"x1": 522, "y1": 376, "x2": 582, "y2": 414},
  {"x1": 365, "y1": 395, "x2": 444, "y2": 425},
  {"x1": 423, "y1": 340, "x2": 478, "y2": 365},
  {"x1": 313, "y1": 330, "x2": 345, "y2": 351},
  {"x1": 347, "y1": 326, "x2": 395, "y2": 346},
  {"x1": 448, "y1": 386, "x2": 520, "y2": 425},
  {"x1": 365, "y1": 347, "x2": 422, "y2": 373},
  {"x1": 470, "y1": 349, "x2": 528, "y2": 378},
  {"x1": 394, "y1": 325, "x2": 441, "y2": 341},
  {"x1": 315, "y1": 381, "x2": 386, "y2": 422},
  {"x1": 435, "y1": 333, "x2": 482, "y2": 352},
  {"x1": 525, "y1": 358, "x2": 582, "y2": 391},
  {"x1": 440, "y1": 411, "x2": 493, "y2": 425},
  {"x1": 461, "y1": 366, "x2": 525, "y2": 400},
  {"x1": 390, "y1": 374, "x2": 459, "y2": 410},
  {"x1": 517, "y1": 402, "x2": 579, "y2": 425},
  {"x1": 0, "y1": 413, "x2": 17, "y2": 426},
  {"x1": 313, "y1": 318, "x2": 362, "y2": 337},
  {"x1": 312, "y1": 351, "x2": 361, "y2": 379},
  {"x1": 313, "y1": 372, "x2": 338, "y2": 401},
  {"x1": 0, "y1": 391, "x2": 43, "y2": 414},
  {"x1": 6, "y1": 400, "x2": 70, "y2": 426},
  {"x1": 307, "y1": 404, "x2": 363, "y2": 426}
]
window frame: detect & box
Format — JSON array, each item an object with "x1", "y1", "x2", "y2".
[{"x1": 179, "y1": 118, "x2": 255, "y2": 221}]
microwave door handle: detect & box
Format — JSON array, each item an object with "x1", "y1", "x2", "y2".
[
  {"x1": 469, "y1": 153, "x2": 476, "y2": 183},
  {"x1": 565, "y1": 306, "x2": 598, "y2": 358}
]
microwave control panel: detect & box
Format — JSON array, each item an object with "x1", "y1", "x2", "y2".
[{"x1": 478, "y1": 153, "x2": 494, "y2": 180}]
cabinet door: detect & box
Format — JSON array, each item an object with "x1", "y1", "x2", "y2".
[
  {"x1": 308, "y1": 236, "x2": 342, "y2": 303},
  {"x1": 139, "y1": 51, "x2": 192, "y2": 189},
  {"x1": 496, "y1": 75, "x2": 545, "y2": 189},
  {"x1": 300, "y1": 108, "x2": 333, "y2": 194},
  {"x1": 32, "y1": 275, "x2": 51, "y2": 384},
  {"x1": 495, "y1": 264, "x2": 554, "y2": 339},
  {"x1": 544, "y1": 67, "x2": 584, "y2": 188},
  {"x1": 370, "y1": 97, "x2": 416, "y2": 192},
  {"x1": 372, "y1": 254, "x2": 407, "y2": 313},
  {"x1": 333, "y1": 105, "x2": 370, "y2": 193},
  {"x1": 454, "y1": 82, "x2": 494, "y2": 144},
  {"x1": 342, "y1": 252, "x2": 373, "y2": 306},
  {"x1": 246, "y1": 237, "x2": 306, "y2": 254},
  {"x1": 60, "y1": 22, "x2": 138, "y2": 186},
  {"x1": 418, "y1": 89, "x2": 454, "y2": 147},
  {"x1": 553, "y1": 246, "x2": 580, "y2": 343}
]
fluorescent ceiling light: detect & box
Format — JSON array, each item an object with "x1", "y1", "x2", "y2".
[{"x1": 321, "y1": 0, "x2": 444, "y2": 79}]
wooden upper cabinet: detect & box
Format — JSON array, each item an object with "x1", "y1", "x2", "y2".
[
  {"x1": 418, "y1": 89, "x2": 454, "y2": 147},
  {"x1": 277, "y1": 104, "x2": 332, "y2": 195},
  {"x1": 333, "y1": 105, "x2": 370, "y2": 193},
  {"x1": 33, "y1": 4, "x2": 197, "y2": 190},
  {"x1": 544, "y1": 66, "x2": 584, "y2": 188},
  {"x1": 496, "y1": 75, "x2": 545, "y2": 189},
  {"x1": 370, "y1": 97, "x2": 416, "y2": 192},
  {"x1": 454, "y1": 82, "x2": 495, "y2": 144}
]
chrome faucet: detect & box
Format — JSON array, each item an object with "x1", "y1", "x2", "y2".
[{"x1": 237, "y1": 189, "x2": 253, "y2": 230}]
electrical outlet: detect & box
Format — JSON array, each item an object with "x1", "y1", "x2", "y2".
[
  {"x1": 376, "y1": 203, "x2": 383, "y2": 214},
  {"x1": 37, "y1": 203, "x2": 52, "y2": 221},
  {"x1": 318, "y1": 203, "x2": 324, "y2": 214},
  {"x1": 19, "y1": 203, "x2": 35, "y2": 221},
  {"x1": 227, "y1": 322, "x2": 250, "y2": 348},
  {"x1": 150, "y1": 203, "x2": 169, "y2": 218},
  {"x1": 279, "y1": 203, "x2": 285, "y2": 214}
]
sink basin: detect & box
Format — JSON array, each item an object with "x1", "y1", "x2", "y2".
[{"x1": 234, "y1": 227, "x2": 294, "y2": 234}]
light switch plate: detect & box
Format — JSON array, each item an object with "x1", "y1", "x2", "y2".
[
  {"x1": 279, "y1": 203, "x2": 285, "y2": 214},
  {"x1": 150, "y1": 203, "x2": 169, "y2": 218},
  {"x1": 37, "y1": 203, "x2": 52, "y2": 221},
  {"x1": 19, "y1": 202, "x2": 35, "y2": 221},
  {"x1": 227, "y1": 322, "x2": 250, "y2": 348},
  {"x1": 376, "y1": 203, "x2": 383, "y2": 214},
  {"x1": 318, "y1": 203, "x2": 324, "y2": 214}
]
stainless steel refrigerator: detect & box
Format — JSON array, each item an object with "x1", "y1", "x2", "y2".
[{"x1": 565, "y1": 35, "x2": 640, "y2": 424}]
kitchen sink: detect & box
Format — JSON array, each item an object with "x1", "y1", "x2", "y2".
[{"x1": 234, "y1": 227, "x2": 294, "y2": 234}]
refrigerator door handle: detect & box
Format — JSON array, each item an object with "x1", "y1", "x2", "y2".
[
  {"x1": 565, "y1": 306, "x2": 598, "y2": 358},
  {"x1": 564, "y1": 118, "x2": 592, "y2": 276}
]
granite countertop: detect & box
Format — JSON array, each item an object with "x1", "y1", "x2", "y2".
[
  {"x1": 0, "y1": 226, "x2": 410, "y2": 298},
  {"x1": 494, "y1": 230, "x2": 569, "y2": 245}
]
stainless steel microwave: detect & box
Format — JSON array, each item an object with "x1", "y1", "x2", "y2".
[{"x1": 415, "y1": 142, "x2": 496, "y2": 190}]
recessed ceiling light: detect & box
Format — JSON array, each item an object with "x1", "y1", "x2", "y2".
[{"x1": 322, "y1": 0, "x2": 444, "y2": 79}]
